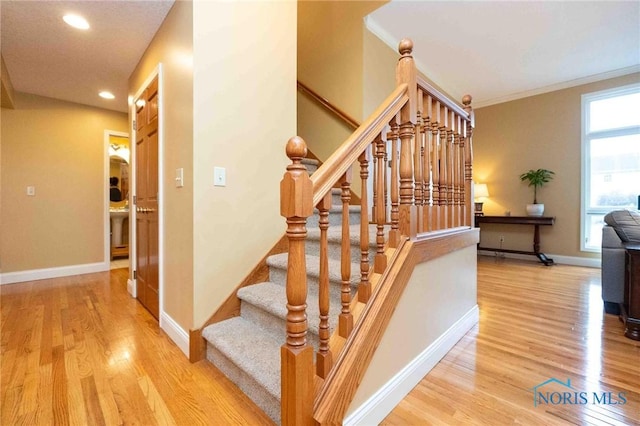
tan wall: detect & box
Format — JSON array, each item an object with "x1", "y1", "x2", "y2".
[
  {"x1": 129, "y1": 0, "x2": 194, "y2": 330},
  {"x1": 347, "y1": 244, "x2": 478, "y2": 419},
  {"x1": 192, "y1": 1, "x2": 297, "y2": 327},
  {"x1": 297, "y1": 1, "x2": 386, "y2": 162},
  {"x1": 1, "y1": 93, "x2": 127, "y2": 272},
  {"x1": 474, "y1": 73, "x2": 640, "y2": 259}
]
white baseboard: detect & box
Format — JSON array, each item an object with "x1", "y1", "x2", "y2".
[
  {"x1": 160, "y1": 311, "x2": 189, "y2": 358},
  {"x1": 0, "y1": 262, "x2": 109, "y2": 285},
  {"x1": 478, "y1": 251, "x2": 601, "y2": 268},
  {"x1": 344, "y1": 305, "x2": 479, "y2": 426},
  {"x1": 127, "y1": 279, "x2": 136, "y2": 297}
]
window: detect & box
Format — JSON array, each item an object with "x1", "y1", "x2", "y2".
[{"x1": 581, "y1": 83, "x2": 640, "y2": 251}]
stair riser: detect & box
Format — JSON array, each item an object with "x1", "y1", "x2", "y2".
[
  {"x1": 269, "y1": 266, "x2": 357, "y2": 302},
  {"x1": 206, "y1": 344, "x2": 280, "y2": 424},
  {"x1": 240, "y1": 302, "x2": 339, "y2": 350},
  {"x1": 306, "y1": 209, "x2": 361, "y2": 228},
  {"x1": 305, "y1": 237, "x2": 375, "y2": 264}
]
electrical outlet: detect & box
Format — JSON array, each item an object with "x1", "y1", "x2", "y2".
[{"x1": 499, "y1": 235, "x2": 505, "y2": 243}]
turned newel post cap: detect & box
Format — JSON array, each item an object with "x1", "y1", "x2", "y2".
[
  {"x1": 462, "y1": 94, "x2": 473, "y2": 107},
  {"x1": 398, "y1": 38, "x2": 413, "y2": 56},
  {"x1": 285, "y1": 136, "x2": 308, "y2": 162}
]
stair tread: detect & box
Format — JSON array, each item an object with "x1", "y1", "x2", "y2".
[
  {"x1": 202, "y1": 317, "x2": 281, "y2": 400},
  {"x1": 301, "y1": 158, "x2": 320, "y2": 166},
  {"x1": 238, "y1": 282, "x2": 341, "y2": 337},
  {"x1": 267, "y1": 253, "x2": 360, "y2": 286}
]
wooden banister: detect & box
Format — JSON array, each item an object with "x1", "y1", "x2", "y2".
[
  {"x1": 297, "y1": 80, "x2": 360, "y2": 130},
  {"x1": 281, "y1": 38, "x2": 476, "y2": 425}
]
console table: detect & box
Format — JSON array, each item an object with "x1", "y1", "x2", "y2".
[
  {"x1": 622, "y1": 244, "x2": 640, "y2": 341},
  {"x1": 475, "y1": 215, "x2": 555, "y2": 266}
]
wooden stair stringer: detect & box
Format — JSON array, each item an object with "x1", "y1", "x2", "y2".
[{"x1": 313, "y1": 237, "x2": 416, "y2": 425}]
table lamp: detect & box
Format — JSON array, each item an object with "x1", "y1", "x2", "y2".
[{"x1": 474, "y1": 183, "x2": 489, "y2": 215}]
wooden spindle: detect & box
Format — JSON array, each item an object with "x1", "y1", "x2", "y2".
[
  {"x1": 374, "y1": 135, "x2": 387, "y2": 273},
  {"x1": 280, "y1": 136, "x2": 314, "y2": 426},
  {"x1": 414, "y1": 91, "x2": 424, "y2": 233},
  {"x1": 358, "y1": 150, "x2": 371, "y2": 303},
  {"x1": 463, "y1": 95, "x2": 474, "y2": 227},
  {"x1": 423, "y1": 95, "x2": 433, "y2": 231},
  {"x1": 455, "y1": 114, "x2": 463, "y2": 227},
  {"x1": 316, "y1": 192, "x2": 332, "y2": 379},
  {"x1": 399, "y1": 118, "x2": 415, "y2": 238},
  {"x1": 388, "y1": 115, "x2": 400, "y2": 247},
  {"x1": 439, "y1": 104, "x2": 448, "y2": 229},
  {"x1": 431, "y1": 100, "x2": 441, "y2": 230},
  {"x1": 338, "y1": 171, "x2": 353, "y2": 338},
  {"x1": 371, "y1": 140, "x2": 378, "y2": 220},
  {"x1": 447, "y1": 109, "x2": 455, "y2": 228}
]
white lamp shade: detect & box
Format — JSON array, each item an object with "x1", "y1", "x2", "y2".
[{"x1": 474, "y1": 183, "x2": 489, "y2": 200}]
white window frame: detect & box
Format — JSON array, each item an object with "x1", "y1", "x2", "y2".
[{"x1": 581, "y1": 82, "x2": 640, "y2": 252}]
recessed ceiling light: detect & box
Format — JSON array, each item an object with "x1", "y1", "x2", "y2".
[
  {"x1": 99, "y1": 91, "x2": 115, "y2": 100},
  {"x1": 63, "y1": 14, "x2": 90, "y2": 30}
]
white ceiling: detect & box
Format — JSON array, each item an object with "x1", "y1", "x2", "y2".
[
  {"x1": 368, "y1": 1, "x2": 640, "y2": 107},
  {"x1": 1, "y1": 1, "x2": 638, "y2": 113},
  {"x1": 1, "y1": 0, "x2": 174, "y2": 112}
]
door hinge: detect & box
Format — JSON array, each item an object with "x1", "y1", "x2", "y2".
[
  {"x1": 133, "y1": 270, "x2": 137, "y2": 279},
  {"x1": 133, "y1": 195, "x2": 137, "y2": 205}
]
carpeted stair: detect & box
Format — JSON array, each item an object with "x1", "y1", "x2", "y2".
[{"x1": 202, "y1": 160, "x2": 377, "y2": 424}]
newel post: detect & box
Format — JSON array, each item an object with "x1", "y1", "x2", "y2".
[
  {"x1": 462, "y1": 95, "x2": 474, "y2": 228},
  {"x1": 280, "y1": 136, "x2": 314, "y2": 426},
  {"x1": 396, "y1": 39, "x2": 418, "y2": 238}
]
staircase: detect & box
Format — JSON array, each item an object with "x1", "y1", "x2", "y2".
[
  {"x1": 202, "y1": 160, "x2": 372, "y2": 424},
  {"x1": 194, "y1": 39, "x2": 478, "y2": 425}
]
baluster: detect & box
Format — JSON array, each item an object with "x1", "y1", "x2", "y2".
[
  {"x1": 459, "y1": 115, "x2": 467, "y2": 226},
  {"x1": 280, "y1": 136, "x2": 313, "y2": 425},
  {"x1": 388, "y1": 115, "x2": 400, "y2": 247},
  {"x1": 399, "y1": 117, "x2": 415, "y2": 238},
  {"x1": 374, "y1": 135, "x2": 387, "y2": 273},
  {"x1": 359, "y1": 150, "x2": 371, "y2": 303},
  {"x1": 423, "y1": 95, "x2": 432, "y2": 231},
  {"x1": 463, "y1": 95, "x2": 474, "y2": 227},
  {"x1": 371, "y1": 140, "x2": 378, "y2": 220},
  {"x1": 455, "y1": 114, "x2": 463, "y2": 227},
  {"x1": 439, "y1": 104, "x2": 448, "y2": 229},
  {"x1": 414, "y1": 90, "x2": 424, "y2": 233},
  {"x1": 447, "y1": 109, "x2": 455, "y2": 228},
  {"x1": 316, "y1": 192, "x2": 332, "y2": 379},
  {"x1": 339, "y1": 171, "x2": 353, "y2": 338},
  {"x1": 431, "y1": 100, "x2": 441, "y2": 230}
]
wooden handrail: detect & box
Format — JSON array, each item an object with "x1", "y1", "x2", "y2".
[
  {"x1": 297, "y1": 81, "x2": 361, "y2": 130},
  {"x1": 417, "y1": 75, "x2": 469, "y2": 119},
  {"x1": 310, "y1": 84, "x2": 409, "y2": 207}
]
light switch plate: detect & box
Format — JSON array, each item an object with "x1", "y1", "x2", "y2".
[
  {"x1": 27, "y1": 186, "x2": 35, "y2": 196},
  {"x1": 214, "y1": 167, "x2": 226, "y2": 187}
]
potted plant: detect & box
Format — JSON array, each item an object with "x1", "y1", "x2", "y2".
[{"x1": 519, "y1": 168, "x2": 554, "y2": 216}]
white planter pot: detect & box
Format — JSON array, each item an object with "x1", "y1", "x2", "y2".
[{"x1": 526, "y1": 203, "x2": 545, "y2": 217}]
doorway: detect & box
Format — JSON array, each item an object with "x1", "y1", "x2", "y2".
[{"x1": 105, "y1": 130, "x2": 130, "y2": 271}]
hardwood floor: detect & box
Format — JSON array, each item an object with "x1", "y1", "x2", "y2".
[
  {"x1": 0, "y1": 268, "x2": 273, "y2": 425},
  {"x1": 383, "y1": 256, "x2": 640, "y2": 425},
  {"x1": 2, "y1": 258, "x2": 638, "y2": 425}
]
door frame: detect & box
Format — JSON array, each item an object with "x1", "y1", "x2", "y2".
[
  {"x1": 104, "y1": 129, "x2": 130, "y2": 268},
  {"x1": 129, "y1": 65, "x2": 164, "y2": 318}
]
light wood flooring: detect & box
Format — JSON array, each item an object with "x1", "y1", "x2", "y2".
[
  {"x1": 1, "y1": 257, "x2": 639, "y2": 425},
  {"x1": 383, "y1": 256, "x2": 640, "y2": 425}
]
